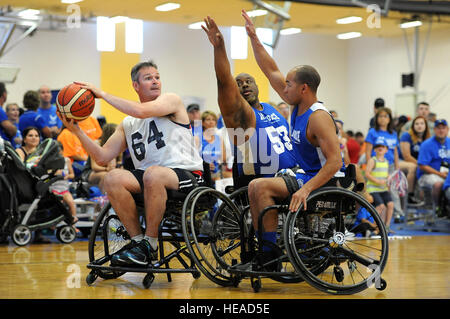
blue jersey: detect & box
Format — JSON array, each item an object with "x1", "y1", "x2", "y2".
[
  {"x1": 234, "y1": 103, "x2": 297, "y2": 177},
  {"x1": 417, "y1": 136, "x2": 450, "y2": 179},
  {"x1": 399, "y1": 131, "x2": 422, "y2": 160},
  {"x1": 365, "y1": 128, "x2": 398, "y2": 165},
  {"x1": 37, "y1": 105, "x2": 62, "y2": 129},
  {"x1": 0, "y1": 107, "x2": 10, "y2": 142},
  {"x1": 18, "y1": 110, "x2": 46, "y2": 135},
  {"x1": 290, "y1": 102, "x2": 345, "y2": 177},
  {"x1": 354, "y1": 207, "x2": 374, "y2": 227}
]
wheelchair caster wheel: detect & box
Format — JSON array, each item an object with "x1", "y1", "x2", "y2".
[
  {"x1": 143, "y1": 274, "x2": 155, "y2": 289},
  {"x1": 232, "y1": 276, "x2": 241, "y2": 288},
  {"x1": 376, "y1": 278, "x2": 387, "y2": 291},
  {"x1": 333, "y1": 266, "x2": 344, "y2": 282},
  {"x1": 251, "y1": 278, "x2": 261, "y2": 293},
  {"x1": 86, "y1": 271, "x2": 98, "y2": 286},
  {"x1": 192, "y1": 271, "x2": 201, "y2": 279}
]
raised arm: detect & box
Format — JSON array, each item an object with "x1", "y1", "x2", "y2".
[
  {"x1": 74, "y1": 81, "x2": 185, "y2": 121},
  {"x1": 202, "y1": 16, "x2": 255, "y2": 131},
  {"x1": 242, "y1": 10, "x2": 288, "y2": 101}
]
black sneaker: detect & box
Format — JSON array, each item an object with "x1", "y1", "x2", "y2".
[
  {"x1": 408, "y1": 195, "x2": 424, "y2": 207},
  {"x1": 111, "y1": 239, "x2": 158, "y2": 267}
]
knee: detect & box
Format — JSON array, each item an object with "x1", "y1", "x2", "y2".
[
  {"x1": 249, "y1": 178, "x2": 271, "y2": 198},
  {"x1": 142, "y1": 166, "x2": 164, "y2": 189},
  {"x1": 377, "y1": 204, "x2": 386, "y2": 211},
  {"x1": 103, "y1": 169, "x2": 123, "y2": 193}
]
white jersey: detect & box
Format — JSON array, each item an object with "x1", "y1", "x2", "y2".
[{"x1": 123, "y1": 116, "x2": 203, "y2": 171}]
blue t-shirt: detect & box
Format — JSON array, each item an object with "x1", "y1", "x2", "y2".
[
  {"x1": 354, "y1": 206, "x2": 374, "y2": 227},
  {"x1": 37, "y1": 105, "x2": 62, "y2": 129},
  {"x1": 18, "y1": 110, "x2": 47, "y2": 135},
  {"x1": 234, "y1": 102, "x2": 297, "y2": 177},
  {"x1": 201, "y1": 134, "x2": 222, "y2": 174},
  {"x1": 0, "y1": 107, "x2": 10, "y2": 142},
  {"x1": 365, "y1": 128, "x2": 398, "y2": 165},
  {"x1": 417, "y1": 136, "x2": 450, "y2": 180},
  {"x1": 399, "y1": 131, "x2": 422, "y2": 160}
]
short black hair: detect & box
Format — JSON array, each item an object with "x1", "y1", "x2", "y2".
[
  {"x1": 291, "y1": 65, "x2": 321, "y2": 93},
  {"x1": 374, "y1": 98, "x2": 385, "y2": 108},
  {"x1": 355, "y1": 131, "x2": 364, "y2": 138},
  {"x1": 131, "y1": 60, "x2": 158, "y2": 83},
  {"x1": 23, "y1": 90, "x2": 40, "y2": 111},
  {"x1": 417, "y1": 101, "x2": 429, "y2": 107}
]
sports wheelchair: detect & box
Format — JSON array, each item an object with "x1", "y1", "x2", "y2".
[
  {"x1": 86, "y1": 162, "x2": 239, "y2": 288},
  {"x1": 0, "y1": 138, "x2": 77, "y2": 246},
  {"x1": 195, "y1": 164, "x2": 389, "y2": 294}
]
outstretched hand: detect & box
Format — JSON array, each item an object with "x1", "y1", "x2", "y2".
[
  {"x1": 241, "y1": 9, "x2": 257, "y2": 38},
  {"x1": 201, "y1": 16, "x2": 224, "y2": 47}
]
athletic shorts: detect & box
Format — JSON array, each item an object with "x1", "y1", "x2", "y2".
[
  {"x1": 370, "y1": 191, "x2": 393, "y2": 207},
  {"x1": 280, "y1": 172, "x2": 314, "y2": 195},
  {"x1": 418, "y1": 174, "x2": 444, "y2": 190},
  {"x1": 131, "y1": 168, "x2": 205, "y2": 194}
]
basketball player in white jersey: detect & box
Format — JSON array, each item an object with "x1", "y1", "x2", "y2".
[{"x1": 60, "y1": 61, "x2": 204, "y2": 267}]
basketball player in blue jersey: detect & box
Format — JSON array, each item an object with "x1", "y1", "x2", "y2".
[
  {"x1": 202, "y1": 16, "x2": 297, "y2": 189},
  {"x1": 59, "y1": 61, "x2": 204, "y2": 267},
  {"x1": 241, "y1": 10, "x2": 344, "y2": 258}
]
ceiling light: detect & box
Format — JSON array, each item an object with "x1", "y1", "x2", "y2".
[
  {"x1": 336, "y1": 16, "x2": 363, "y2": 24},
  {"x1": 337, "y1": 32, "x2": 362, "y2": 40},
  {"x1": 399, "y1": 20, "x2": 422, "y2": 29},
  {"x1": 155, "y1": 2, "x2": 180, "y2": 12},
  {"x1": 246, "y1": 9, "x2": 268, "y2": 17},
  {"x1": 61, "y1": 0, "x2": 84, "y2": 4},
  {"x1": 188, "y1": 21, "x2": 206, "y2": 30},
  {"x1": 18, "y1": 9, "x2": 41, "y2": 19},
  {"x1": 280, "y1": 27, "x2": 301, "y2": 35}
]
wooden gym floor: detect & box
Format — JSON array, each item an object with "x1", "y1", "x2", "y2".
[{"x1": 0, "y1": 235, "x2": 449, "y2": 300}]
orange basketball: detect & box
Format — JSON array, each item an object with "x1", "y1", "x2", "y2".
[{"x1": 56, "y1": 83, "x2": 95, "y2": 121}]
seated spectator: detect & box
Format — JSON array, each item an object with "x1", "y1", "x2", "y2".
[
  {"x1": 57, "y1": 127, "x2": 88, "y2": 177},
  {"x1": 201, "y1": 110, "x2": 227, "y2": 181},
  {"x1": 37, "y1": 85, "x2": 62, "y2": 138},
  {"x1": 401, "y1": 102, "x2": 434, "y2": 136},
  {"x1": 77, "y1": 115, "x2": 103, "y2": 141},
  {"x1": 15, "y1": 127, "x2": 41, "y2": 164},
  {"x1": 82, "y1": 123, "x2": 118, "y2": 193},
  {"x1": 417, "y1": 119, "x2": 450, "y2": 205},
  {"x1": 0, "y1": 82, "x2": 18, "y2": 145},
  {"x1": 18, "y1": 90, "x2": 52, "y2": 139},
  {"x1": 276, "y1": 102, "x2": 290, "y2": 122},
  {"x1": 353, "y1": 206, "x2": 380, "y2": 237},
  {"x1": 399, "y1": 115, "x2": 431, "y2": 203},
  {"x1": 345, "y1": 130, "x2": 361, "y2": 165},
  {"x1": 5, "y1": 103, "x2": 22, "y2": 147},
  {"x1": 369, "y1": 97, "x2": 385, "y2": 128},
  {"x1": 335, "y1": 119, "x2": 350, "y2": 166}
]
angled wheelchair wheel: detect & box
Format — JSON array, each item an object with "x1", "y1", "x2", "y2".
[
  {"x1": 284, "y1": 187, "x2": 389, "y2": 295},
  {"x1": 182, "y1": 187, "x2": 242, "y2": 287},
  {"x1": 87, "y1": 202, "x2": 128, "y2": 279}
]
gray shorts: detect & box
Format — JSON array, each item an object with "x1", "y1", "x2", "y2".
[{"x1": 418, "y1": 174, "x2": 444, "y2": 189}]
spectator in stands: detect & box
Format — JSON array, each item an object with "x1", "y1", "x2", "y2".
[
  {"x1": 330, "y1": 110, "x2": 338, "y2": 119},
  {"x1": 369, "y1": 97, "x2": 385, "y2": 128},
  {"x1": 417, "y1": 119, "x2": 450, "y2": 205},
  {"x1": 399, "y1": 115, "x2": 431, "y2": 204},
  {"x1": 276, "y1": 102, "x2": 290, "y2": 122},
  {"x1": 37, "y1": 85, "x2": 62, "y2": 138},
  {"x1": 15, "y1": 126, "x2": 41, "y2": 163},
  {"x1": 187, "y1": 103, "x2": 202, "y2": 143},
  {"x1": 5, "y1": 103, "x2": 22, "y2": 147},
  {"x1": 0, "y1": 82, "x2": 18, "y2": 145},
  {"x1": 365, "y1": 138, "x2": 395, "y2": 235},
  {"x1": 355, "y1": 131, "x2": 366, "y2": 161},
  {"x1": 82, "y1": 123, "x2": 118, "y2": 193},
  {"x1": 77, "y1": 115, "x2": 103, "y2": 141},
  {"x1": 335, "y1": 119, "x2": 350, "y2": 166},
  {"x1": 18, "y1": 90, "x2": 52, "y2": 139},
  {"x1": 365, "y1": 107, "x2": 399, "y2": 171},
  {"x1": 401, "y1": 102, "x2": 434, "y2": 136},
  {"x1": 345, "y1": 130, "x2": 361, "y2": 165},
  {"x1": 57, "y1": 127, "x2": 88, "y2": 177}
]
